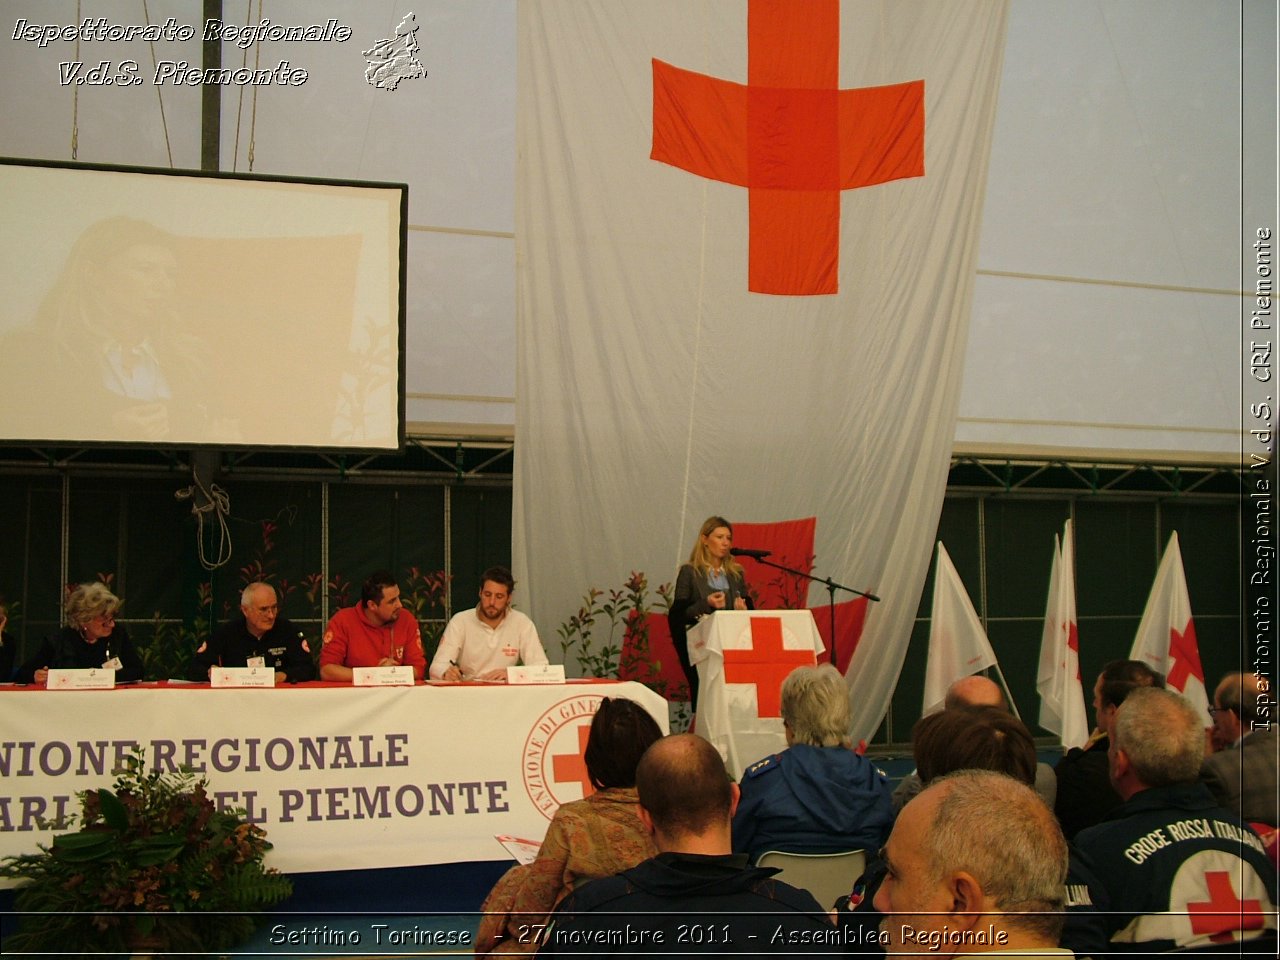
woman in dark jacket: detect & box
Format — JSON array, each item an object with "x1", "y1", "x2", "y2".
[
  {"x1": 667, "y1": 515, "x2": 752, "y2": 711},
  {"x1": 15, "y1": 582, "x2": 143, "y2": 684}
]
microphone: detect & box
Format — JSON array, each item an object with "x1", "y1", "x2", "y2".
[{"x1": 730, "y1": 547, "x2": 771, "y2": 559}]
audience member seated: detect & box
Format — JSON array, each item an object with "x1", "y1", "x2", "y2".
[
  {"x1": 1073, "y1": 687, "x2": 1277, "y2": 953},
  {"x1": 842, "y1": 706, "x2": 1108, "y2": 959},
  {"x1": 319, "y1": 570, "x2": 426, "y2": 681},
  {"x1": 874, "y1": 770, "x2": 1072, "y2": 957},
  {"x1": 474, "y1": 697, "x2": 663, "y2": 955},
  {"x1": 1055, "y1": 659, "x2": 1163, "y2": 841},
  {"x1": 731, "y1": 663, "x2": 892, "y2": 862},
  {"x1": 892, "y1": 674, "x2": 1056, "y2": 811},
  {"x1": 187, "y1": 581, "x2": 315, "y2": 684},
  {"x1": 0, "y1": 602, "x2": 15, "y2": 681},
  {"x1": 1201, "y1": 671, "x2": 1279, "y2": 828},
  {"x1": 430, "y1": 565, "x2": 547, "y2": 681},
  {"x1": 541, "y1": 733, "x2": 833, "y2": 955},
  {"x1": 14, "y1": 582, "x2": 143, "y2": 684}
]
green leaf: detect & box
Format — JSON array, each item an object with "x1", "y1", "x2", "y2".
[
  {"x1": 50, "y1": 830, "x2": 116, "y2": 862},
  {"x1": 97, "y1": 788, "x2": 129, "y2": 831},
  {"x1": 130, "y1": 834, "x2": 186, "y2": 866}
]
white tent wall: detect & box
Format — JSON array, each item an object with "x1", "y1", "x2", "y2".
[
  {"x1": 0, "y1": 1, "x2": 1267, "y2": 455},
  {"x1": 961, "y1": 0, "x2": 1271, "y2": 462}
]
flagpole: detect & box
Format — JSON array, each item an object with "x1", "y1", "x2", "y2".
[{"x1": 991, "y1": 664, "x2": 1022, "y2": 720}]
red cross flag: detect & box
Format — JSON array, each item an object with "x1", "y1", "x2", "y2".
[
  {"x1": 1129, "y1": 532, "x2": 1209, "y2": 722},
  {"x1": 652, "y1": 0, "x2": 923, "y2": 294},
  {"x1": 514, "y1": 1, "x2": 1010, "y2": 743},
  {"x1": 1036, "y1": 521, "x2": 1089, "y2": 749}
]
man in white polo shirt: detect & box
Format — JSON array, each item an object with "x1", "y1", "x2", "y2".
[{"x1": 430, "y1": 565, "x2": 548, "y2": 681}]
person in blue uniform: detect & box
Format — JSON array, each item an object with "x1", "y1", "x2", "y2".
[
  {"x1": 14, "y1": 582, "x2": 143, "y2": 684},
  {"x1": 732, "y1": 663, "x2": 893, "y2": 862},
  {"x1": 189, "y1": 581, "x2": 315, "y2": 684}
]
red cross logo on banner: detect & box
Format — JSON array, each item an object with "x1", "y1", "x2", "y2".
[
  {"x1": 551, "y1": 723, "x2": 594, "y2": 799},
  {"x1": 722, "y1": 616, "x2": 817, "y2": 717},
  {"x1": 1187, "y1": 870, "x2": 1265, "y2": 943},
  {"x1": 1167, "y1": 620, "x2": 1204, "y2": 692},
  {"x1": 651, "y1": 0, "x2": 924, "y2": 295}
]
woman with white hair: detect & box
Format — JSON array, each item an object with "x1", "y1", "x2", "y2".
[
  {"x1": 731, "y1": 663, "x2": 893, "y2": 862},
  {"x1": 14, "y1": 582, "x2": 143, "y2": 685}
]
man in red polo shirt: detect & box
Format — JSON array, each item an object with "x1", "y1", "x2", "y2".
[{"x1": 319, "y1": 570, "x2": 426, "y2": 681}]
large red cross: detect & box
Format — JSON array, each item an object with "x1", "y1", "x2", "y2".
[
  {"x1": 551, "y1": 724, "x2": 595, "y2": 799},
  {"x1": 1187, "y1": 870, "x2": 1265, "y2": 943},
  {"x1": 651, "y1": 0, "x2": 924, "y2": 295},
  {"x1": 1167, "y1": 620, "x2": 1204, "y2": 692},
  {"x1": 722, "y1": 616, "x2": 817, "y2": 717}
]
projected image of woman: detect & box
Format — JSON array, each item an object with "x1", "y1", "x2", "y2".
[{"x1": 7, "y1": 217, "x2": 210, "y2": 442}]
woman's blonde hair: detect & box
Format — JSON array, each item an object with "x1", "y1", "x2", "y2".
[
  {"x1": 65, "y1": 582, "x2": 120, "y2": 628},
  {"x1": 686, "y1": 515, "x2": 744, "y2": 579}
]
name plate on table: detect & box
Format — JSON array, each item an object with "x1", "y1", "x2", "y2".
[
  {"x1": 211, "y1": 666, "x2": 275, "y2": 688},
  {"x1": 353, "y1": 665, "x2": 415, "y2": 686},
  {"x1": 507, "y1": 664, "x2": 566, "y2": 685},
  {"x1": 46, "y1": 668, "x2": 115, "y2": 690}
]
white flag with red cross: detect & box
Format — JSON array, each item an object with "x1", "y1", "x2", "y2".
[
  {"x1": 1129, "y1": 532, "x2": 1209, "y2": 722},
  {"x1": 1036, "y1": 521, "x2": 1089, "y2": 749}
]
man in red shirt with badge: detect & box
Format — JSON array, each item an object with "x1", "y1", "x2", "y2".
[{"x1": 319, "y1": 570, "x2": 426, "y2": 681}]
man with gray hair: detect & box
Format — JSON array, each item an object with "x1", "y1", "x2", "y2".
[
  {"x1": 874, "y1": 770, "x2": 1072, "y2": 956},
  {"x1": 188, "y1": 581, "x2": 315, "y2": 684},
  {"x1": 731, "y1": 663, "x2": 893, "y2": 862},
  {"x1": 1074, "y1": 687, "x2": 1277, "y2": 953},
  {"x1": 1201, "y1": 671, "x2": 1279, "y2": 827}
]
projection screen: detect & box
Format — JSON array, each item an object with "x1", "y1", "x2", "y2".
[{"x1": 0, "y1": 158, "x2": 406, "y2": 450}]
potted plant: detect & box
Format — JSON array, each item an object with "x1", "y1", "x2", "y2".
[{"x1": 0, "y1": 751, "x2": 292, "y2": 954}]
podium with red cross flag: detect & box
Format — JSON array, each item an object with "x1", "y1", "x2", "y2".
[{"x1": 688, "y1": 609, "x2": 825, "y2": 778}]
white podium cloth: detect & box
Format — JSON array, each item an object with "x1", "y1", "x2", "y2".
[{"x1": 688, "y1": 610, "x2": 824, "y2": 778}]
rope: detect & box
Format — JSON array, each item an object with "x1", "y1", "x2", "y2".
[
  {"x1": 247, "y1": 0, "x2": 264, "y2": 171},
  {"x1": 232, "y1": 0, "x2": 253, "y2": 171},
  {"x1": 175, "y1": 478, "x2": 233, "y2": 571},
  {"x1": 70, "y1": 0, "x2": 80, "y2": 158},
  {"x1": 141, "y1": 0, "x2": 174, "y2": 167}
]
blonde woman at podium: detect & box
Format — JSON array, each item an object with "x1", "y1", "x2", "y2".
[{"x1": 667, "y1": 515, "x2": 752, "y2": 714}]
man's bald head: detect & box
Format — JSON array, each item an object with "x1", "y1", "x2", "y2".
[
  {"x1": 635, "y1": 734, "x2": 733, "y2": 842},
  {"x1": 945, "y1": 675, "x2": 1006, "y2": 711}
]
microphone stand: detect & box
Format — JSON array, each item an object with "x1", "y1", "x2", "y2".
[{"x1": 748, "y1": 556, "x2": 880, "y2": 667}]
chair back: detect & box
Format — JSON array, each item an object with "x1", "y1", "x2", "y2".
[{"x1": 755, "y1": 848, "x2": 867, "y2": 910}]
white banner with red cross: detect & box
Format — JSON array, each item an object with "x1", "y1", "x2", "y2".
[{"x1": 514, "y1": 0, "x2": 1011, "y2": 741}]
